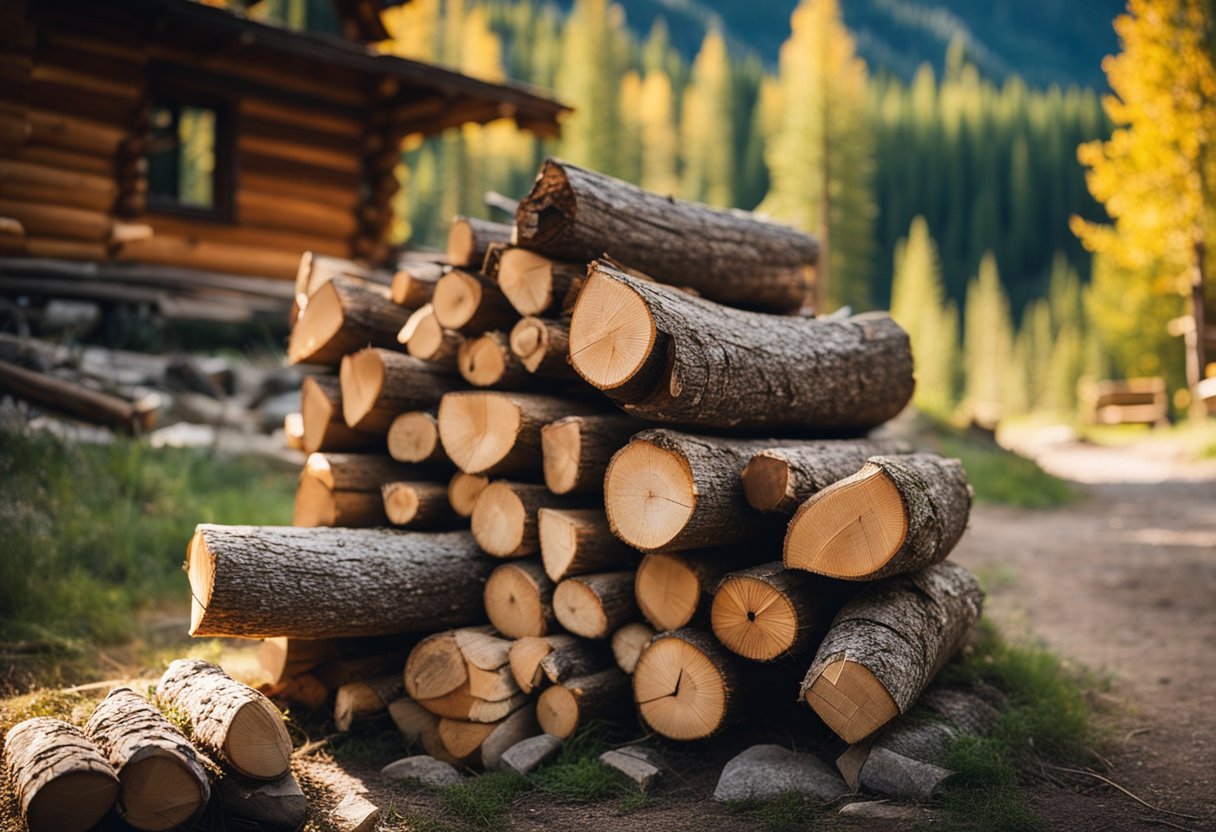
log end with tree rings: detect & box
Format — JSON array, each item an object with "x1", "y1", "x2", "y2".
[
  {"x1": 432, "y1": 270, "x2": 484, "y2": 330},
  {"x1": 540, "y1": 417, "x2": 581, "y2": 494},
  {"x1": 710, "y1": 572, "x2": 801, "y2": 661},
  {"x1": 498, "y1": 248, "x2": 558, "y2": 316},
  {"x1": 741, "y1": 451, "x2": 794, "y2": 513},
  {"x1": 438, "y1": 392, "x2": 522, "y2": 475},
  {"x1": 801, "y1": 659, "x2": 900, "y2": 745},
  {"x1": 604, "y1": 438, "x2": 695, "y2": 552},
  {"x1": 470, "y1": 482, "x2": 528, "y2": 557},
  {"x1": 568, "y1": 271, "x2": 656, "y2": 391},
  {"x1": 448, "y1": 471, "x2": 489, "y2": 518},
  {"x1": 387, "y1": 411, "x2": 440, "y2": 464},
  {"x1": 484, "y1": 562, "x2": 552, "y2": 638},
  {"x1": 338, "y1": 348, "x2": 385, "y2": 429},
  {"x1": 286, "y1": 279, "x2": 344, "y2": 364},
  {"x1": 633, "y1": 553, "x2": 701, "y2": 631},
  {"x1": 632, "y1": 629, "x2": 738, "y2": 741}
]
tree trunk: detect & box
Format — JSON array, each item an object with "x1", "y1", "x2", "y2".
[
  {"x1": 3, "y1": 717, "x2": 118, "y2": 832},
  {"x1": 633, "y1": 628, "x2": 742, "y2": 741},
  {"x1": 458, "y1": 331, "x2": 533, "y2": 388},
  {"x1": 340, "y1": 347, "x2": 460, "y2": 433},
  {"x1": 400, "y1": 304, "x2": 464, "y2": 369},
  {"x1": 188, "y1": 526, "x2": 493, "y2": 638},
  {"x1": 84, "y1": 687, "x2": 210, "y2": 831},
  {"x1": 334, "y1": 674, "x2": 404, "y2": 731},
  {"x1": 446, "y1": 216, "x2": 513, "y2": 268},
  {"x1": 471, "y1": 481, "x2": 578, "y2": 557},
  {"x1": 0, "y1": 358, "x2": 154, "y2": 434},
  {"x1": 742, "y1": 438, "x2": 912, "y2": 514},
  {"x1": 538, "y1": 508, "x2": 640, "y2": 582},
  {"x1": 382, "y1": 480, "x2": 454, "y2": 529},
  {"x1": 553, "y1": 570, "x2": 638, "y2": 639},
  {"x1": 156, "y1": 659, "x2": 292, "y2": 780},
  {"x1": 515, "y1": 159, "x2": 816, "y2": 314},
  {"x1": 541, "y1": 413, "x2": 640, "y2": 495},
  {"x1": 391, "y1": 261, "x2": 443, "y2": 309},
  {"x1": 301, "y1": 376, "x2": 383, "y2": 455},
  {"x1": 800, "y1": 562, "x2": 984, "y2": 743},
  {"x1": 612, "y1": 623, "x2": 655, "y2": 674},
  {"x1": 509, "y1": 317, "x2": 578, "y2": 379},
  {"x1": 785, "y1": 454, "x2": 972, "y2": 581},
  {"x1": 432, "y1": 269, "x2": 519, "y2": 333},
  {"x1": 1187, "y1": 240, "x2": 1208, "y2": 421},
  {"x1": 569, "y1": 262, "x2": 914, "y2": 432},
  {"x1": 288, "y1": 276, "x2": 411, "y2": 367},
  {"x1": 484, "y1": 560, "x2": 557, "y2": 638},
  {"x1": 387, "y1": 410, "x2": 448, "y2": 465},
  {"x1": 536, "y1": 669, "x2": 631, "y2": 739},
  {"x1": 497, "y1": 248, "x2": 584, "y2": 316}
]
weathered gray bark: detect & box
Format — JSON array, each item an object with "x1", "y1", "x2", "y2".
[
  {"x1": 447, "y1": 216, "x2": 513, "y2": 268},
  {"x1": 538, "y1": 637, "x2": 612, "y2": 687},
  {"x1": 539, "y1": 508, "x2": 640, "y2": 582},
  {"x1": 289, "y1": 276, "x2": 412, "y2": 367},
  {"x1": 553, "y1": 570, "x2": 639, "y2": 639},
  {"x1": 743, "y1": 438, "x2": 912, "y2": 514},
  {"x1": 3, "y1": 717, "x2": 119, "y2": 832},
  {"x1": 301, "y1": 376, "x2": 383, "y2": 454},
  {"x1": 537, "y1": 669, "x2": 632, "y2": 738},
  {"x1": 541, "y1": 413, "x2": 640, "y2": 495},
  {"x1": 634, "y1": 628, "x2": 743, "y2": 740},
  {"x1": 188, "y1": 525, "x2": 492, "y2": 638},
  {"x1": 515, "y1": 159, "x2": 816, "y2": 314},
  {"x1": 573, "y1": 263, "x2": 914, "y2": 432},
  {"x1": 341, "y1": 348, "x2": 460, "y2": 433}
]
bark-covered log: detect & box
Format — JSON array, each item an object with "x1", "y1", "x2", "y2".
[
  {"x1": 633, "y1": 549, "x2": 767, "y2": 631},
  {"x1": 256, "y1": 636, "x2": 409, "y2": 684},
  {"x1": 0, "y1": 358, "x2": 155, "y2": 434},
  {"x1": 432, "y1": 269, "x2": 519, "y2": 333},
  {"x1": 447, "y1": 217, "x2": 512, "y2": 268},
  {"x1": 483, "y1": 560, "x2": 557, "y2": 638},
  {"x1": 156, "y1": 659, "x2": 292, "y2": 780},
  {"x1": 84, "y1": 687, "x2": 210, "y2": 831},
  {"x1": 387, "y1": 410, "x2": 448, "y2": 465},
  {"x1": 784, "y1": 454, "x2": 972, "y2": 581},
  {"x1": 515, "y1": 159, "x2": 815, "y2": 314},
  {"x1": 288, "y1": 276, "x2": 411, "y2": 367},
  {"x1": 536, "y1": 669, "x2": 631, "y2": 739},
  {"x1": 187, "y1": 526, "x2": 493, "y2": 638},
  {"x1": 301, "y1": 376, "x2": 383, "y2": 454},
  {"x1": 509, "y1": 317, "x2": 577, "y2": 379},
  {"x1": 632, "y1": 628, "x2": 742, "y2": 741},
  {"x1": 295, "y1": 252, "x2": 393, "y2": 300},
  {"x1": 399, "y1": 303, "x2": 464, "y2": 368},
  {"x1": 340, "y1": 348, "x2": 460, "y2": 433},
  {"x1": 800, "y1": 562, "x2": 984, "y2": 743},
  {"x1": 448, "y1": 471, "x2": 489, "y2": 517},
  {"x1": 403, "y1": 627, "x2": 513, "y2": 702},
  {"x1": 568, "y1": 262, "x2": 914, "y2": 431},
  {"x1": 476, "y1": 706, "x2": 542, "y2": 770},
  {"x1": 553, "y1": 571, "x2": 638, "y2": 639},
  {"x1": 496, "y1": 248, "x2": 583, "y2": 316},
  {"x1": 471, "y1": 481, "x2": 575, "y2": 558},
  {"x1": 391, "y1": 261, "x2": 443, "y2": 308},
  {"x1": 3, "y1": 717, "x2": 119, "y2": 832},
  {"x1": 294, "y1": 477, "x2": 386, "y2": 527},
  {"x1": 303, "y1": 452, "x2": 418, "y2": 492},
  {"x1": 604, "y1": 430, "x2": 786, "y2": 552},
  {"x1": 541, "y1": 413, "x2": 640, "y2": 495},
  {"x1": 334, "y1": 674, "x2": 404, "y2": 731},
  {"x1": 612, "y1": 623, "x2": 655, "y2": 674},
  {"x1": 382, "y1": 480, "x2": 454, "y2": 529},
  {"x1": 458, "y1": 331, "x2": 532, "y2": 388},
  {"x1": 742, "y1": 438, "x2": 913, "y2": 514},
  {"x1": 538, "y1": 508, "x2": 640, "y2": 582}
]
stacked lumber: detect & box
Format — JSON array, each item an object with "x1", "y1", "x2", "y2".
[{"x1": 187, "y1": 159, "x2": 982, "y2": 772}]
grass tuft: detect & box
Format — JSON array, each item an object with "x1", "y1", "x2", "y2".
[
  {"x1": 726, "y1": 792, "x2": 819, "y2": 832},
  {"x1": 440, "y1": 770, "x2": 529, "y2": 828}
]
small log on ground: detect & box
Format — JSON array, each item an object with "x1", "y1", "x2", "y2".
[
  {"x1": 634, "y1": 550, "x2": 764, "y2": 631},
  {"x1": 497, "y1": 248, "x2": 583, "y2": 316},
  {"x1": 188, "y1": 526, "x2": 493, "y2": 638},
  {"x1": 3, "y1": 717, "x2": 119, "y2": 832},
  {"x1": 541, "y1": 413, "x2": 640, "y2": 495},
  {"x1": 301, "y1": 376, "x2": 382, "y2": 454},
  {"x1": 382, "y1": 481, "x2": 454, "y2": 529},
  {"x1": 471, "y1": 481, "x2": 572, "y2": 558},
  {"x1": 536, "y1": 669, "x2": 631, "y2": 739},
  {"x1": 210, "y1": 770, "x2": 308, "y2": 832},
  {"x1": 288, "y1": 276, "x2": 410, "y2": 366},
  {"x1": 391, "y1": 261, "x2": 443, "y2": 308},
  {"x1": 156, "y1": 659, "x2": 292, "y2": 780},
  {"x1": 539, "y1": 508, "x2": 640, "y2": 582},
  {"x1": 458, "y1": 331, "x2": 531, "y2": 388},
  {"x1": 484, "y1": 560, "x2": 557, "y2": 638},
  {"x1": 340, "y1": 348, "x2": 460, "y2": 433},
  {"x1": 387, "y1": 410, "x2": 448, "y2": 465},
  {"x1": 447, "y1": 216, "x2": 512, "y2": 268},
  {"x1": 0, "y1": 358, "x2": 155, "y2": 434},
  {"x1": 388, "y1": 698, "x2": 437, "y2": 744},
  {"x1": 633, "y1": 628, "x2": 742, "y2": 741},
  {"x1": 784, "y1": 454, "x2": 972, "y2": 581},
  {"x1": 432, "y1": 269, "x2": 518, "y2": 333},
  {"x1": 742, "y1": 438, "x2": 913, "y2": 514},
  {"x1": 553, "y1": 571, "x2": 638, "y2": 639},
  {"x1": 612, "y1": 622, "x2": 655, "y2": 674},
  {"x1": 399, "y1": 303, "x2": 464, "y2": 369},
  {"x1": 509, "y1": 316, "x2": 577, "y2": 379},
  {"x1": 448, "y1": 471, "x2": 489, "y2": 517},
  {"x1": 568, "y1": 262, "x2": 913, "y2": 432},
  {"x1": 334, "y1": 674, "x2": 404, "y2": 731},
  {"x1": 515, "y1": 159, "x2": 815, "y2": 314},
  {"x1": 800, "y1": 562, "x2": 984, "y2": 743}
]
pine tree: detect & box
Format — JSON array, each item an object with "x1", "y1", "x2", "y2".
[
  {"x1": 555, "y1": 0, "x2": 629, "y2": 176},
  {"x1": 889, "y1": 217, "x2": 957, "y2": 417},
  {"x1": 637, "y1": 69, "x2": 680, "y2": 195},
  {"x1": 680, "y1": 28, "x2": 734, "y2": 206},
  {"x1": 963, "y1": 253, "x2": 1015, "y2": 426}
]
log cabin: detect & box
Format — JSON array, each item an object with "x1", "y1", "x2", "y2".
[{"x1": 0, "y1": 0, "x2": 566, "y2": 323}]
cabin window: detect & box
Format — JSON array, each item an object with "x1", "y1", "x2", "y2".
[{"x1": 146, "y1": 99, "x2": 233, "y2": 219}]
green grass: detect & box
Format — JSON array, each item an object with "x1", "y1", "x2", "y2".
[
  {"x1": 726, "y1": 792, "x2": 821, "y2": 832},
  {"x1": 440, "y1": 770, "x2": 531, "y2": 828},
  {"x1": 938, "y1": 434, "x2": 1075, "y2": 508},
  {"x1": 0, "y1": 424, "x2": 295, "y2": 649}
]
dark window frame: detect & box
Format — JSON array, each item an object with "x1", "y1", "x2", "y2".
[{"x1": 145, "y1": 78, "x2": 237, "y2": 223}]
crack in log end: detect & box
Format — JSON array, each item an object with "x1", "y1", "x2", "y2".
[{"x1": 633, "y1": 630, "x2": 736, "y2": 740}]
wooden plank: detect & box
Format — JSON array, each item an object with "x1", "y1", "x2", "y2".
[
  {"x1": 239, "y1": 97, "x2": 363, "y2": 139},
  {"x1": 146, "y1": 216, "x2": 349, "y2": 258},
  {"x1": 118, "y1": 235, "x2": 301, "y2": 280},
  {"x1": 238, "y1": 133, "x2": 361, "y2": 175},
  {"x1": 12, "y1": 145, "x2": 114, "y2": 176},
  {"x1": 0, "y1": 199, "x2": 111, "y2": 241}
]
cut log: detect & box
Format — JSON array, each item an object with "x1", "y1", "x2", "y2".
[
  {"x1": 339, "y1": 347, "x2": 459, "y2": 433},
  {"x1": 799, "y1": 562, "x2": 984, "y2": 743},
  {"x1": 84, "y1": 688, "x2": 210, "y2": 831},
  {"x1": 294, "y1": 476, "x2": 385, "y2": 527},
  {"x1": 156, "y1": 659, "x2": 292, "y2": 780},
  {"x1": 387, "y1": 410, "x2": 448, "y2": 465},
  {"x1": 419, "y1": 717, "x2": 459, "y2": 764},
  {"x1": 515, "y1": 159, "x2": 816, "y2": 314},
  {"x1": 508, "y1": 634, "x2": 608, "y2": 694},
  {"x1": 541, "y1": 413, "x2": 639, "y2": 495},
  {"x1": 448, "y1": 471, "x2": 489, "y2": 518},
  {"x1": 0, "y1": 358, "x2": 155, "y2": 434},
  {"x1": 3, "y1": 717, "x2": 118, "y2": 832},
  {"x1": 497, "y1": 248, "x2": 583, "y2": 316},
  {"x1": 294, "y1": 251, "x2": 392, "y2": 299},
  {"x1": 403, "y1": 627, "x2": 512, "y2": 702},
  {"x1": 477, "y1": 706, "x2": 542, "y2": 770},
  {"x1": 446, "y1": 216, "x2": 512, "y2": 268},
  {"x1": 458, "y1": 330, "x2": 531, "y2": 388},
  {"x1": 539, "y1": 508, "x2": 640, "y2": 582},
  {"x1": 256, "y1": 636, "x2": 408, "y2": 685},
  {"x1": 382, "y1": 480, "x2": 454, "y2": 529},
  {"x1": 784, "y1": 454, "x2": 972, "y2": 581},
  {"x1": 612, "y1": 623, "x2": 655, "y2": 674},
  {"x1": 391, "y1": 261, "x2": 444, "y2": 308},
  {"x1": 303, "y1": 452, "x2": 416, "y2": 492},
  {"x1": 553, "y1": 571, "x2": 638, "y2": 639},
  {"x1": 388, "y1": 697, "x2": 436, "y2": 744},
  {"x1": 536, "y1": 669, "x2": 631, "y2": 739},
  {"x1": 508, "y1": 316, "x2": 577, "y2": 379},
  {"x1": 484, "y1": 560, "x2": 557, "y2": 638},
  {"x1": 414, "y1": 684, "x2": 529, "y2": 723},
  {"x1": 301, "y1": 376, "x2": 382, "y2": 455},
  {"x1": 632, "y1": 628, "x2": 742, "y2": 741},
  {"x1": 284, "y1": 412, "x2": 305, "y2": 451},
  {"x1": 288, "y1": 276, "x2": 412, "y2": 367},
  {"x1": 742, "y1": 439, "x2": 913, "y2": 514},
  {"x1": 334, "y1": 674, "x2": 404, "y2": 731},
  {"x1": 432, "y1": 269, "x2": 519, "y2": 333},
  {"x1": 634, "y1": 549, "x2": 765, "y2": 631},
  {"x1": 187, "y1": 526, "x2": 493, "y2": 638},
  {"x1": 471, "y1": 481, "x2": 570, "y2": 558},
  {"x1": 568, "y1": 261, "x2": 914, "y2": 431},
  {"x1": 481, "y1": 241, "x2": 508, "y2": 278},
  {"x1": 604, "y1": 430, "x2": 785, "y2": 552},
  {"x1": 438, "y1": 391, "x2": 597, "y2": 478},
  {"x1": 399, "y1": 303, "x2": 464, "y2": 368}
]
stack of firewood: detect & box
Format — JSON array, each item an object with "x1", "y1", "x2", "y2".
[{"x1": 192, "y1": 158, "x2": 982, "y2": 771}]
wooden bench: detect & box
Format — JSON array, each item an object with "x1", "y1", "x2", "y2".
[{"x1": 1080, "y1": 377, "x2": 1169, "y2": 426}]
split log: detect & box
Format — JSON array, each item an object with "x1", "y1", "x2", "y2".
[
  {"x1": 536, "y1": 669, "x2": 631, "y2": 739},
  {"x1": 509, "y1": 316, "x2": 577, "y2": 379},
  {"x1": 294, "y1": 476, "x2": 385, "y2": 527},
  {"x1": 399, "y1": 303, "x2": 464, "y2": 368},
  {"x1": 508, "y1": 634, "x2": 609, "y2": 694},
  {"x1": 187, "y1": 526, "x2": 493, "y2": 638},
  {"x1": 414, "y1": 686, "x2": 529, "y2": 723},
  {"x1": 612, "y1": 623, "x2": 655, "y2": 674},
  {"x1": 334, "y1": 674, "x2": 404, "y2": 731},
  {"x1": 539, "y1": 508, "x2": 640, "y2": 582},
  {"x1": 288, "y1": 276, "x2": 412, "y2": 367},
  {"x1": 800, "y1": 562, "x2": 984, "y2": 743},
  {"x1": 339, "y1": 348, "x2": 460, "y2": 433},
  {"x1": 496, "y1": 248, "x2": 583, "y2": 316},
  {"x1": 388, "y1": 698, "x2": 436, "y2": 745},
  {"x1": 156, "y1": 659, "x2": 292, "y2": 780},
  {"x1": 391, "y1": 261, "x2": 443, "y2": 308},
  {"x1": 438, "y1": 391, "x2": 597, "y2": 478},
  {"x1": 448, "y1": 471, "x2": 489, "y2": 518},
  {"x1": 515, "y1": 159, "x2": 816, "y2": 314},
  {"x1": 553, "y1": 571, "x2": 638, "y2": 639},
  {"x1": 541, "y1": 413, "x2": 639, "y2": 495},
  {"x1": 84, "y1": 688, "x2": 210, "y2": 831},
  {"x1": 387, "y1": 410, "x2": 448, "y2": 465},
  {"x1": 471, "y1": 481, "x2": 572, "y2": 558},
  {"x1": 484, "y1": 560, "x2": 557, "y2": 638},
  {"x1": 604, "y1": 430, "x2": 785, "y2": 552},
  {"x1": 475, "y1": 707, "x2": 542, "y2": 770},
  {"x1": 458, "y1": 331, "x2": 531, "y2": 388},
  {"x1": 568, "y1": 261, "x2": 914, "y2": 431},
  {"x1": 0, "y1": 358, "x2": 156, "y2": 434},
  {"x1": 446, "y1": 216, "x2": 513, "y2": 268},
  {"x1": 633, "y1": 549, "x2": 765, "y2": 631},
  {"x1": 784, "y1": 454, "x2": 972, "y2": 581},
  {"x1": 436, "y1": 709, "x2": 537, "y2": 768},
  {"x1": 301, "y1": 376, "x2": 383, "y2": 454},
  {"x1": 3, "y1": 717, "x2": 119, "y2": 832},
  {"x1": 432, "y1": 269, "x2": 519, "y2": 333},
  {"x1": 403, "y1": 627, "x2": 514, "y2": 702},
  {"x1": 742, "y1": 439, "x2": 913, "y2": 514},
  {"x1": 382, "y1": 481, "x2": 454, "y2": 529},
  {"x1": 632, "y1": 628, "x2": 742, "y2": 741}
]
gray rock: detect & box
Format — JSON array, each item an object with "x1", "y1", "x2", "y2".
[
  {"x1": 330, "y1": 792, "x2": 380, "y2": 832},
  {"x1": 498, "y1": 733, "x2": 562, "y2": 774},
  {"x1": 381, "y1": 755, "x2": 465, "y2": 787},
  {"x1": 600, "y1": 747, "x2": 662, "y2": 791},
  {"x1": 858, "y1": 746, "x2": 953, "y2": 802},
  {"x1": 839, "y1": 800, "x2": 936, "y2": 821},
  {"x1": 210, "y1": 771, "x2": 309, "y2": 832},
  {"x1": 713, "y1": 744, "x2": 850, "y2": 802}
]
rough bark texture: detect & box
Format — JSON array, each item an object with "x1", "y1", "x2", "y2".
[
  {"x1": 301, "y1": 375, "x2": 383, "y2": 454},
  {"x1": 538, "y1": 508, "x2": 640, "y2": 582},
  {"x1": 304, "y1": 452, "x2": 419, "y2": 492},
  {"x1": 188, "y1": 526, "x2": 492, "y2": 638},
  {"x1": 341, "y1": 348, "x2": 460, "y2": 433},
  {"x1": 509, "y1": 317, "x2": 577, "y2": 378},
  {"x1": 209, "y1": 770, "x2": 308, "y2": 832},
  {"x1": 478, "y1": 706, "x2": 542, "y2": 770},
  {"x1": 293, "y1": 478, "x2": 386, "y2": 528},
  {"x1": 554, "y1": 571, "x2": 639, "y2": 639},
  {"x1": 633, "y1": 628, "x2": 743, "y2": 740},
  {"x1": 84, "y1": 687, "x2": 210, "y2": 829},
  {"x1": 800, "y1": 562, "x2": 984, "y2": 722},
  {"x1": 743, "y1": 438, "x2": 912, "y2": 514},
  {"x1": 536, "y1": 669, "x2": 632, "y2": 739},
  {"x1": 447, "y1": 216, "x2": 512, "y2": 268},
  {"x1": 156, "y1": 659, "x2": 292, "y2": 780},
  {"x1": 0, "y1": 358, "x2": 152, "y2": 435},
  {"x1": 289, "y1": 276, "x2": 411, "y2": 367},
  {"x1": 541, "y1": 413, "x2": 639, "y2": 495},
  {"x1": 458, "y1": 331, "x2": 532, "y2": 388},
  {"x1": 3, "y1": 717, "x2": 119, "y2": 832},
  {"x1": 538, "y1": 637, "x2": 612, "y2": 686},
  {"x1": 515, "y1": 159, "x2": 816, "y2": 314},
  {"x1": 573, "y1": 263, "x2": 914, "y2": 432},
  {"x1": 382, "y1": 480, "x2": 455, "y2": 529}
]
